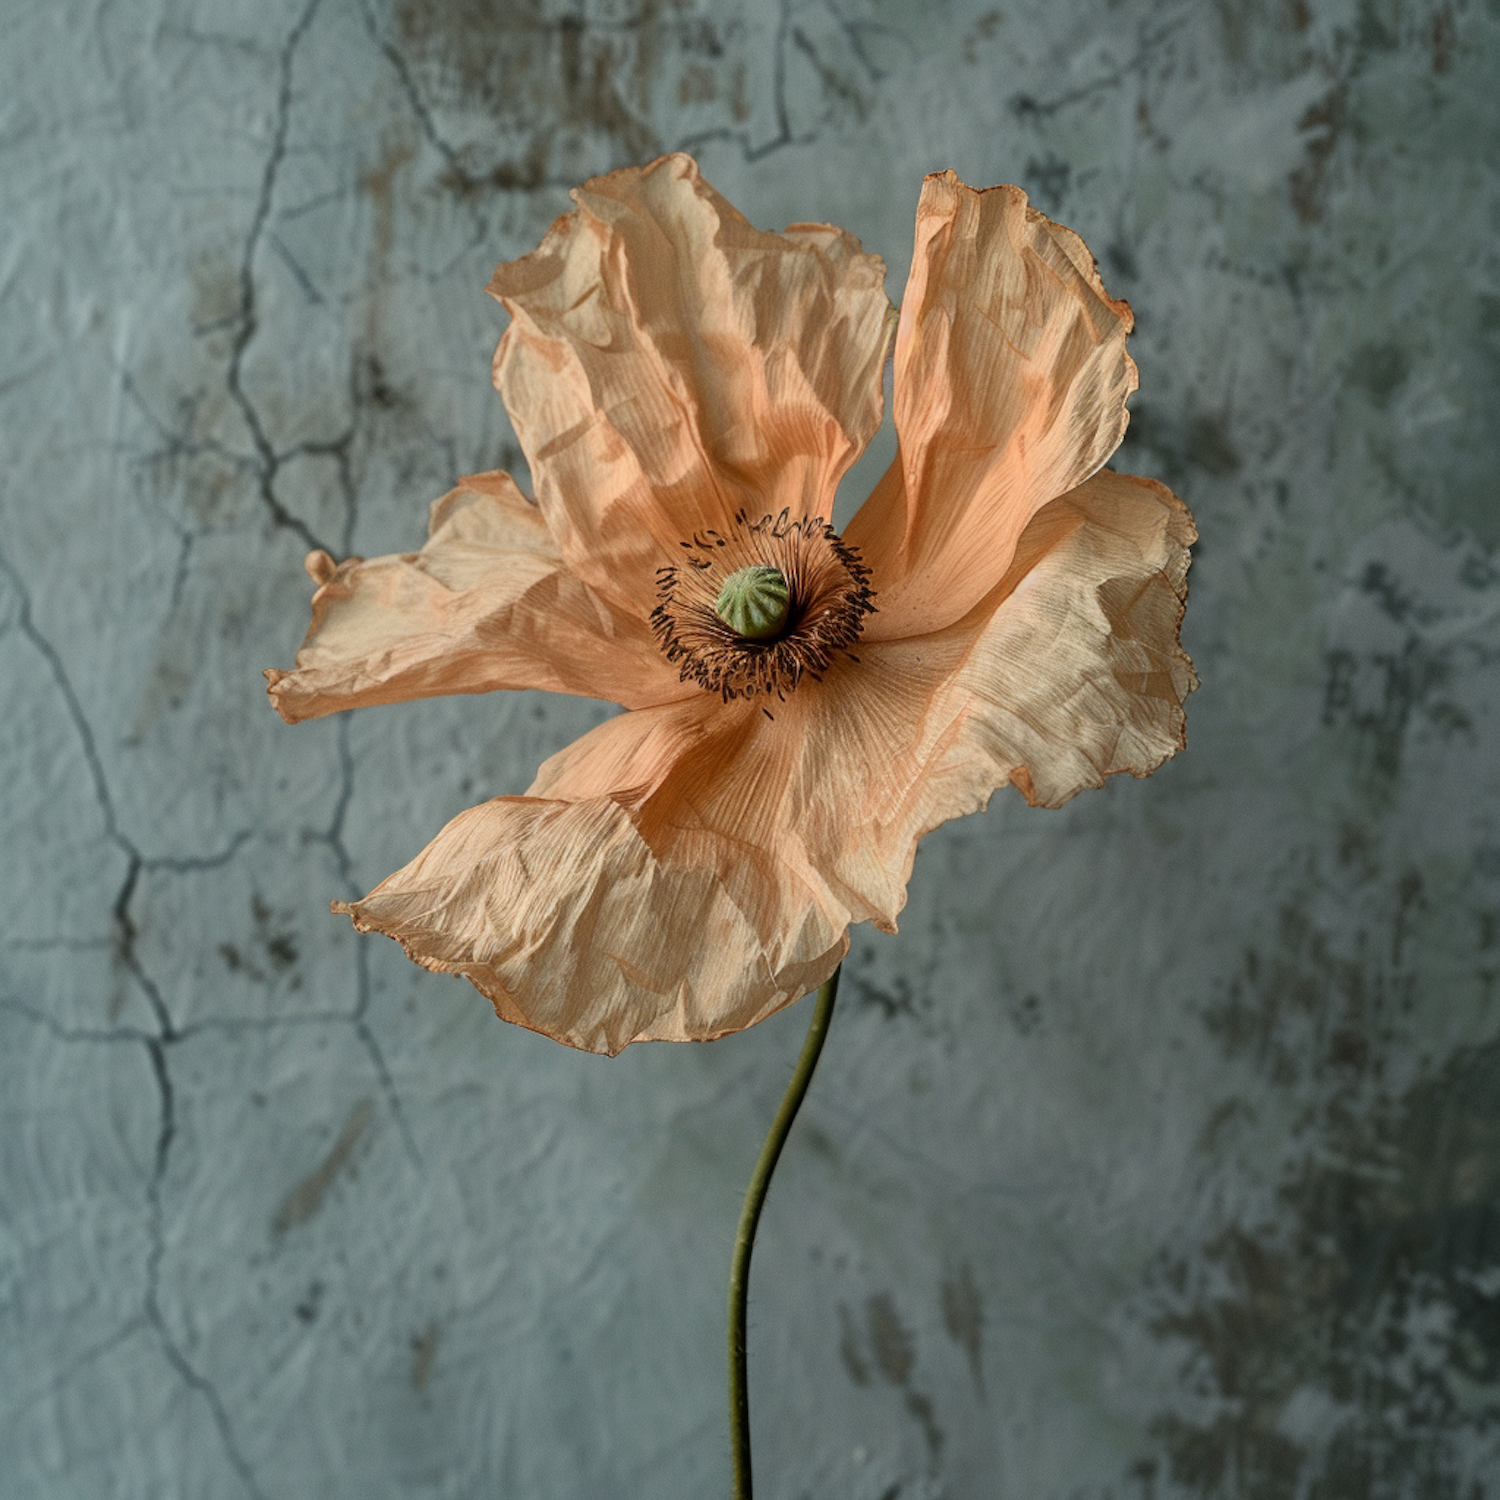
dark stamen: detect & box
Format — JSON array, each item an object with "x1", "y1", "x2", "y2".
[{"x1": 650, "y1": 511, "x2": 875, "y2": 701}]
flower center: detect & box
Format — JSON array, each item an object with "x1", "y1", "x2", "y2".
[
  {"x1": 650, "y1": 509, "x2": 874, "y2": 702},
  {"x1": 715, "y1": 566, "x2": 791, "y2": 640}
]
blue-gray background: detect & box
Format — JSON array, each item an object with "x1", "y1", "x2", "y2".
[{"x1": 3, "y1": 1, "x2": 1498, "y2": 1496}]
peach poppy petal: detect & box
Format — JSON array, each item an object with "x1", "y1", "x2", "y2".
[
  {"x1": 527, "y1": 694, "x2": 863, "y2": 956},
  {"x1": 264, "y1": 471, "x2": 685, "y2": 724},
  {"x1": 488, "y1": 153, "x2": 893, "y2": 617},
  {"x1": 890, "y1": 466, "x2": 1195, "y2": 825},
  {"x1": 545, "y1": 467, "x2": 1193, "y2": 937},
  {"x1": 847, "y1": 171, "x2": 1137, "y2": 640},
  {"x1": 335, "y1": 709, "x2": 846, "y2": 1056}
]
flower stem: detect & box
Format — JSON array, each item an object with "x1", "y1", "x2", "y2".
[{"x1": 728, "y1": 965, "x2": 841, "y2": 1500}]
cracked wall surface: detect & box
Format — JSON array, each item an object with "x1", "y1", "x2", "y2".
[{"x1": 2, "y1": 0, "x2": 1498, "y2": 1496}]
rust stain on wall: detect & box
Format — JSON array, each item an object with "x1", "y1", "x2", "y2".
[{"x1": 272, "y1": 1097, "x2": 375, "y2": 1237}]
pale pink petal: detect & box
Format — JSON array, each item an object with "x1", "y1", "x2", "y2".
[
  {"x1": 264, "y1": 471, "x2": 686, "y2": 723},
  {"x1": 337, "y1": 469, "x2": 1191, "y2": 1051},
  {"x1": 847, "y1": 172, "x2": 1137, "y2": 640},
  {"x1": 488, "y1": 153, "x2": 893, "y2": 617}
]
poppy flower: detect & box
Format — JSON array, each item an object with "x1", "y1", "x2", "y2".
[{"x1": 265, "y1": 154, "x2": 1195, "y2": 1056}]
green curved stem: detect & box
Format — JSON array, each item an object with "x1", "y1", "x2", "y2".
[{"x1": 728, "y1": 966, "x2": 841, "y2": 1500}]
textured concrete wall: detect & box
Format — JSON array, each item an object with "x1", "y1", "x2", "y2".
[{"x1": 3, "y1": 1, "x2": 1498, "y2": 1496}]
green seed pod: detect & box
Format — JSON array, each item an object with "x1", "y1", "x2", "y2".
[{"x1": 714, "y1": 565, "x2": 791, "y2": 640}]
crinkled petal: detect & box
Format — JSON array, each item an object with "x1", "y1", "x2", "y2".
[
  {"x1": 847, "y1": 171, "x2": 1137, "y2": 640},
  {"x1": 264, "y1": 471, "x2": 685, "y2": 723},
  {"x1": 335, "y1": 702, "x2": 844, "y2": 1057},
  {"x1": 336, "y1": 469, "x2": 1191, "y2": 1052},
  {"x1": 488, "y1": 153, "x2": 893, "y2": 617},
  {"x1": 538, "y1": 465, "x2": 1194, "y2": 947},
  {"x1": 542, "y1": 470, "x2": 1193, "y2": 931},
  {"x1": 889, "y1": 467, "x2": 1196, "y2": 823}
]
